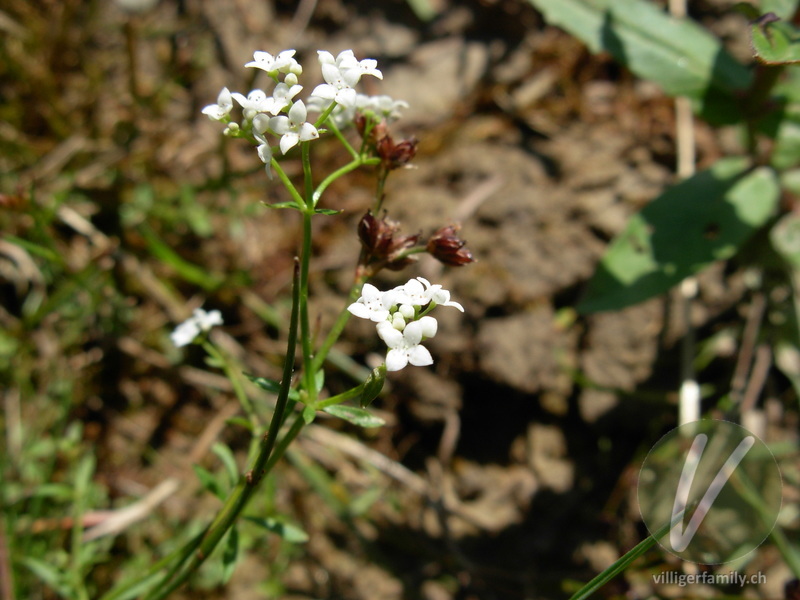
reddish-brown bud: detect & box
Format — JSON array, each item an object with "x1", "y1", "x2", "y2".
[
  {"x1": 426, "y1": 225, "x2": 475, "y2": 266},
  {"x1": 357, "y1": 211, "x2": 420, "y2": 272},
  {"x1": 376, "y1": 134, "x2": 417, "y2": 170}
]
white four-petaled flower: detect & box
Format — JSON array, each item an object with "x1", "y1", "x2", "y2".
[
  {"x1": 310, "y1": 50, "x2": 383, "y2": 109},
  {"x1": 202, "y1": 87, "x2": 233, "y2": 121},
  {"x1": 269, "y1": 100, "x2": 319, "y2": 154},
  {"x1": 171, "y1": 308, "x2": 223, "y2": 348},
  {"x1": 348, "y1": 279, "x2": 463, "y2": 371},
  {"x1": 348, "y1": 283, "x2": 394, "y2": 322},
  {"x1": 245, "y1": 50, "x2": 302, "y2": 75}
]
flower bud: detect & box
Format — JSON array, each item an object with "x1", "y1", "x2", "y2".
[
  {"x1": 426, "y1": 225, "x2": 475, "y2": 266},
  {"x1": 357, "y1": 211, "x2": 420, "y2": 272},
  {"x1": 360, "y1": 364, "x2": 387, "y2": 408}
]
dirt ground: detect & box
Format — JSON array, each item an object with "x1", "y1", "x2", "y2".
[{"x1": 3, "y1": 0, "x2": 799, "y2": 599}]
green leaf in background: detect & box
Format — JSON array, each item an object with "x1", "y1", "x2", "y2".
[
  {"x1": 244, "y1": 516, "x2": 309, "y2": 543},
  {"x1": 527, "y1": 0, "x2": 753, "y2": 123},
  {"x1": 578, "y1": 158, "x2": 780, "y2": 313},
  {"x1": 137, "y1": 223, "x2": 224, "y2": 292},
  {"x1": 752, "y1": 14, "x2": 800, "y2": 64},
  {"x1": 322, "y1": 405, "x2": 385, "y2": 428},
  {"x1": 211, "y1": 442, "x2": 240, "y2": 488},
  {"x1": 760, "y1": 0, "x2": 800, "y2": 20},
  {"x1": 192, "y1": 464, "x2": 225, "y2": 500},
  {"x1": 221, "y1": 527, "x2": 239, "y2": 584},
  {"x1": 767, "y1": 105, "x2": 800, "y2": 170},
  {"x1": 246, "y1": 374, "x2": 300, "y2": 401}
]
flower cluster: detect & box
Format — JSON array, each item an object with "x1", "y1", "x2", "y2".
[
  {"x1": 348, "y1": 278, "x2": 463, "y2": 371},
  {"x1": 171, "y1": 307, "x2": 223, "y2": 347},
  {"x1": 202, "y1": 49, "x2": 404, "y2": 177}
]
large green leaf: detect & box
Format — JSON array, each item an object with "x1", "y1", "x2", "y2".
[
  {"x1": 761, "y1": 0, "x2": 800, "y2": 20},
  {"x1": 527, "y1": 0, "x2": 752, "y2": 123},
  {"x1": 752, "y1": 14, "x2": 800, "y2": 64},
  {"x1": 578, "y1": 158, "x2": 779, "y2": 313}
]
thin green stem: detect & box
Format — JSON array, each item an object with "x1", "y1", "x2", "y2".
[
  {"x1": 141, "y1": 260, "x2": 302, "y2": 600},
  {"x1": 270, "y1": 159, "x2": 306, "y2": 209},
  {"x1": 310, "y1": 277, "x2": 364, "y2": 374},
  {"x1": 567, "y1": 519, "x2": 671, "y2": 600},
  {"x1": 326, "y1": 117, "x2": 359, "y2": 159},
  {"x1": 312, "y1": 157, "x2": 380, "y2": 207},
  {"x1": 299, "y1": 210, "x2": 315, "y2": 402},
  {"x1": 202, "y1": 340, "x2": 261, "y2": 430},
  {"x1": 314, "y1": 384, "x2": 364, "y2": 410}
]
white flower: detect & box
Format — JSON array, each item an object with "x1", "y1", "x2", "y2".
[
  {"x1": 348, "y1": 283, "x2": 394, "y2": 322},
  {"x1": 423, "y1": 280, "x2": 464, "y2": 312},
  {"x1": 231, "y1": 89, "x2": 274, "y2": 121},
  {"x1": 377, "y1": 316, "x2": 437, "y2": 371},
  {"x1": 245, "y1": 49, "x2": 301, "y2": 75},
  {"x1": 391, "y1": 277, "x2": 464, "y2": 311},
  {"x1": 389, "y1": 278, "x2": 430, "y2": 306},
  {"x1": 253, "y1": 130, "x2": 273, "y2": 180},
  {"x1": 202, "y1": 87, "x2": 233, "y2": 121},
  {"x1": 171, "y1": 308, "x2": 223, "y2": 348},
  {"x1": 270, "y1": 82, "x2": 303, "y2": 115},
  {"x1": 355, "y1": 94, "x2": 408, "y2": 121},
  {"x1": 310, "y1": 49, "x2": 383, "y2": 109},
  {"x1": 269, "y1": 100, "x2": 319, "y2": 154}
]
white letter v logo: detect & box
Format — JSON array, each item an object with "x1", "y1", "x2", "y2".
[{"x1": 669, "y1": 433, "x2": 755, "y2": 552}]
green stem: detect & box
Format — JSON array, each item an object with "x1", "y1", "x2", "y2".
[
  {"x1": 202, "y1": 340, "x2": 261, "y2": 430},
  {"x1": 270, "y1": 159, "x2": 306, "y2": 209},
  {"x1": 310, "y1": 278, "x2": 364, "y2": 374},
  {"x1": 314, "y1": 384, "x2": 364, "y2": 410},
  {"x1": 141, "y1": 260, "x2": 302, "y2": 600},
  {"x1": 312, "y1": 157, "x2": 380, "y2": 208},
  {"x1": 567, "y1": 519, "x2": 671, "y2": 600},
  {"x1": 299, "y1": 210, "x2": 315, "y2": 403}
]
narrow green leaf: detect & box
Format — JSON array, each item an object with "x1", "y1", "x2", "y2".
[
  {"x1": 211, "y1": 442, "x2": 239, "y2": 488},
  {"x1": 302, "y1": 404, "x2": 316, "y2": 424},
  {"x1": 323, "y1": 405, "x2": 385, "y2": 428},
  {"x1": 579, "y1": 158, "x2": 780, "y2": 313},
  {"x1": 138, "y1": 223, "x2": 223, "y2": 291},
  {"x1": 192, "y1": 465, "x2": 225, "y2": 500},
  {"x1": 221, "y1": 527, "x2": 239, "y2": 584},
  {"x1": 528, "y1": 0, "x2": 752, "y2": 123},
  {"x1": 20, "y1": 556, "x2": 70, "y2": 596},
  {"x1": 314, "y1": 207, "x2": 342, "y2": 215},
  {"x1": 244, "y1": 516, "x2": 309, "y2": 543},
  {"x1": 752, "y1": 15, "x2": 800, "y2": 64},
  {"x1": 247, "y1": 374, "x2": 300, "y2": 401},
  {"x1": 265, "y1": 200, "x2": 302, "y2": 210},
  {"x1": 225, "y1": 416, "x2": 253, "y2": 431}
]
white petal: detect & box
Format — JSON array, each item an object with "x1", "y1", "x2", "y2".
[
  {"x1": 385, "y1": 349, "x2": 409, "y2": 372},
  {"x1": 279, "y1": 132, "x2": 299, "y2": 154},
  {"x1": 347, "y1": 302, "x2": 372, "y2": 319},
  {"x1": 288, "y1": 100, "x2": 307, "y2": 124},
  {"x1": 361, "y1": 283, "x2": 381, "y2": 301},
  {"x1": 402, "y1": 320, "x2": 424, "y2": 345},
  {"x1": 377, "y1": 322, "x2": 404, "y2": 348},
  {"x1": 270, "y1": 116, "x2": 290, "y2": 134},
  {"x1": 335, "y1": 87, "x2": 357, "y2": 108},
  {"x1": 310, "y1": 83, "x2": 337, "y2": 101},
  {"x1": 407, "y1": 345, "x2": 433, "y2": 367},
  {"x1": 252, "y1": 113, "x2": 270, "y2": 134},
  {"x1": 317, "y1": 50, "x2": 335, "y2": 65},
  {"x1": 417, "y1": 316, "x2": 438, "y2": 338},
  {"x1": 298, "y1": 122, "x2": 319, "y2": 142},
  {"x1": 444, "y1": 300, "x2": 464, "y2": 312}
]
